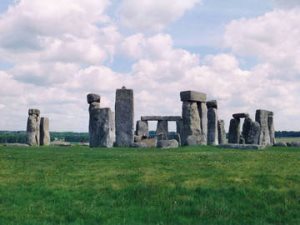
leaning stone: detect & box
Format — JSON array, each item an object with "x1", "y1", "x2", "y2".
[
  {"x1": 218, "y1": 120, "x2": 227, "y2": 144},
  {"x1": 26, "y1": 111, "x2": 40, "y2": 146},
  {"x1": 255, "y1": 109, "x2": 271, "y2": 145},
  {"x1": 207, "y1": 107, "x2": 219, "y2": 145},
  {"x1": 89, "y1": 108, "x2": 115, "y2": 148},
  {"x1": 115, "y1": 88, "x2": 134, "y2": 147},
  {"x1": 135, "y1": 120, "x2": 148, "y2": 136},
  {"x1": 228, "y1": 118, "x2": 240, "y2": 144},
  {"x1": 233, "y1": 113, "x2": 249, "y2": 119},
  {"x1": 40, "y1": 117, "x2": 50, "y2": 146},
  {"x1": 180, "y1": 91, "x2": 207, "y2": 102},
  {"x1": 87, "y1": 93, "x2": 100, "y2": 104},
  {"x1": 181, "y1": 101, "x2": 201, "y2": 145},
  {"x1": 156, "y1": 120, "x2": 168, "y2": 140},
  {"x1": 206, "y1": 100, "x2": 218, "y2": 109},
  {"x1": 198, "y1": 102, "x2": 207, "y2": 145},
  {"x1": 156, "y1": 139, "x2": 179, "y2": 149}
]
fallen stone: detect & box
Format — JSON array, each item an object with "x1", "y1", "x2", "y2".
[
  {"x1": 287, "y1": 142, "x2": 300, "y2": 147},
  {"x1": 51, "y1": 140, "x2": 72, "y2": 147},
  {"x1": 180, "y1": 91, "x2": 207, "y2": 102},
  {"x1": 87, "y1": 93, "x2": 100, "y2": 104},
  {"x1": 228, "y1": 118, "x2": 240, "y2": 144},
  {"x1": 206, "y1": 100, "x2": 218, "y2": 109},
  {"x1": 40, "y1": 117, "x2": 50, "y2": 146},
  {"x1": 219, "y1": 144, "x2": 266, "y2": 150},
  {"x1": 156, "y1": 139, "x2": 179, "y2": 149},
  {"x1": 233, "y1": 113, "x2": 249, "y2": 119},
  {"x1": 274, "y1": 142, "x2": 287, "y2": 147},
  {"x1": 207, "y1": 107, "x2": 219, "y2": 145},
  {"x1": 3, "y1": 143, "x2": 30, "y2": 147}
]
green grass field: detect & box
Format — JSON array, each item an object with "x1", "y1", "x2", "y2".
[{"x1": 0, "y1": 146, "x2": 299, "y2": 225}]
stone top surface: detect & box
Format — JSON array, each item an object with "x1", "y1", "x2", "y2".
[
  {"x1": 28, "y1": 109, "x2": 40, "y2": 116},
  {"x1": 256, "y1": 109, "x2": 273, "y2": 115},
  {"x1": 206, "y1": 100, "x2": 218, "y2": 109},
  {"x1": 232, "y1": 113, "x2": 249, "y2": 119},
  {"x1": 87, "y1": 93, "x2": 100, "y2": 104},
  {"x1": 141, "y1": 116, "x2": 182, "y2": 121},
  {"x1": 180, "y1": 91, "x2": 207, "y2": 102}
]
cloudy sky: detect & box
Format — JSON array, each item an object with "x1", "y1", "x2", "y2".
[{"x1": 0, "y1": 0, "x2": 299, "y2": 132}]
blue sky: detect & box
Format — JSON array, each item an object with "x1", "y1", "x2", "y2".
[{"x1": 0, "y1": 0, "x2": 299, "y2": 131}]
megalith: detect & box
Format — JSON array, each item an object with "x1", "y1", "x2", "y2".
[
  {"x1": 207, "y1": 100, "x2": 218, "y2": 145},
  {"x1": 218, "y1": 120, "x2": 226, "y2": 144},
  {"x1": 26, "y1": 109, "x2": 40, "y2": 146},
  {"x1": 242, "y1": 117, "x2": 261, "y2": 144},
  {"x1": 198, "y1": 102, "x2": 208, "y2": 145},
  {"x1": 228, "y1": 118, "x2": 240, "y2": 144},
  {"x1": 135, "y1": 120, "x2": 148, "y2": 137},
  {"x1": 40, "y1": 117, "x2": 50, "y2": 146},
  {"x1": 156, "y1": 120, "x2": 168, "y2": 140},
  {"x1": 87, "y1": 93, "x2": 101, "y2": 147},
  {"x1": 268, "y1": 112, "x2": 276, "y2": 145},
  {"x1": 115, "y1": 87, "x2": 134, "y2": 147},
  {"x1": 255, "y1": 109, "x2": 275, "y2": 145}
]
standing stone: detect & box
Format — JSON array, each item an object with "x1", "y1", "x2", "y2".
[
  {"x1": 115, "y1": 87, "x2": 134, "y2": 147},
  {"x1": 156, "y1": 120, "x2": 168, "y2": 140},
  {"x1": 268, "y1": 112, "x2": 276, "y2": 145},
  {"x1": 255, "y1": 110, "x2": 271, "y2": 145},
  {"x1": 242, "y1": 117, "x2": 261, "y2": 144},
  {"x1": 198, "y1": 102, "x2": 207, "y2": 145},
  {"x1": 135, "y1": 120, "x2": 148, "y2": 136},
  {"x1": 87, "y1": 93, "x2": 101, "y2": 147},
  {"x1": 181, "y1": 101, "x2": 202, "y2": 145},
  {"x1": 228, "y1": 118, "x2": 240, "y2": 144},
  {"x1": 26, "y1": 109, "x2": 40, "y2": 146},
  {"x1": 40, "y1": 117, "x2": 50, "y2": 146},
  {"x1": 218, "y1": 120, "x2": 226, "y2": 144},
  {"x1": 207, "y1": 107, "x2": 219, "y2": 145},
  {"x1": 89, "y1": 108, "x2": 115, "y2": 148}
]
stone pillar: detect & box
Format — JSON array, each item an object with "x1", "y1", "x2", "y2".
[
  {"x1": 40, "y1": 117, "x2": 50, "y2": 146},
  {"x1": 198, "y1": 102, "x2": 207, "y2": 145},
  {"x1": 115, "y1": 87, "x2": 134, "y2": 147},
  {"x1": 207, "y1": 101, "x2": 218, "y2": 145},
  {"x1": 242, "y1": 117, "x2": 261, "y2": 144},
  {"x1": 268, "y1": 112, "x2": 276, "y2": 145},
  {"x1": 135, "y1": 120, "x2": 148, "y2": 137},
  {"x1": 218, "y1": 120, "x2": 226, "y2": 144},
  {"x1": 156, "y1": 120, "x2": 168, "y2": 140},
  {"x1": 228, "y1": 118, "x2": 240, "y2": 144},
  {"x1": 87, "y1": 93, "x2": 101, "y2": 147},
  {"x1": 89, "y1": 108, "x2": 115, "y2": 148},
  {"x1": 26, "y1": 109, "x2": 40, "y2": 146},
  {"x1": 255, "y1": 109, "x2": 271, "y2": 145}
]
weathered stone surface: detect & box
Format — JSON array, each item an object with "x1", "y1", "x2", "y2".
[
  {"x1": 255, "y1": 109, "x2": 271, "y2": 145},
  {"x1": 207, "y1": 108, "x2": 219, "y2": 145},
  {"x1": 198, "y1": 102, "x2": 207, "y2": 145},
  {"x1": 26, "y1": 110, "x2": 40, "y2": 146},
  {"x1": 228, "y1": 118, "x2": 240, "y2": 144},
  {"x1": 233, "y1": 113, "x2": 249, "y2": 119},
  {"x1": 141, "y1": 116, "x2": 181, "y2": 121},
  {"x1": 287, "y1": 142, "x2": 300, "y2": 147},
  {"x1": 218, "y1": 120, "x2": 227, "y2": 144},
  {"x1": 274, "y1": 142, "x2": 287, "y2": 147},
  {"x1": 180, "y1": 91, "x2": 207, "y2": 102},
  {"x1": 156, "y1": 120, "x2": 168, "y2": 140},
  {"x1": 219, "y1": 144, "x2": 266, "y2": 150},
  {"x1": 115, "y1": 88, "x2": 134, "y2": 147},
  {"x1": 40, "y1": 117, "x2": 50, "y2": 146},
  {"x1": 239, "y1": 136, "x2": 245, "y2": 144},
  {"x1": 135, "y1": 120, "x2": 148, "y2": 136},
  {"x1": 242, "y1": 118, "x2": 261, "y2": 144},
  {"x1": 89, "y1": 108, "x2": 115, "y2": 148},
  {"x1": 268, "y1": 113, "x2": 276, "y2": 145},
  {"x1": 176, "y1": 119, "x2": 183, "y2": 138},
  {"x1": 89, "y1": 102, "x2": 100, "y2": 111},
  {"x1": 156, "y1": 139, "x2": 179, "y2": 149},
  {"x1": 206, "y1": 100, "x2": 218, "y2": 109},
  {"x1": 87, "y1": 93, "x2": 100, "y2": 104},
  {"x1": 186, "y1": 135, "x2": 202, "y2": 146},
  {"x1": 181, "y1": 101, "x2": 201, "y2": 145},
  {"x1": 174, "y1": 133, "x2": 181, "y2": 146}
]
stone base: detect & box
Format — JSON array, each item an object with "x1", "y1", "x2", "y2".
[{"x1": 218, "y1": 144, "x2": 267, "y2": 150}]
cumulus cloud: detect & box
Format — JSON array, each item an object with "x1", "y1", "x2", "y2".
[{"x1": 118, "y1": 0, "x2": 200, "y2": 32}]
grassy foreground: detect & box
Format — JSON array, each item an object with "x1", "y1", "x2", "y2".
[{"x1": 0, "y1": 146, "x2": 299, "y2": 225}]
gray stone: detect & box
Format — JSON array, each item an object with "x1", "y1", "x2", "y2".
[
  {"x1": 287, "y1": 142, "x2": 300, "y2": 147},
  {"x1": 134, "y1": 135, "x2": 143, "y2": 143},
  {"x1": 219, "y1": 144, "x2": 266, "y2": 150},
  {"x1": 174, "y1": 133, "x2": 181, "y2": 146},
  {"x1": 156, "y1": 120, "x2": 168, "y2": 140},
  {"x1": 268, "y1": 113, "x2": 276, "y2": 145},
  {"x1": 181, "y1": 101, "x2": 201, "y2": 145},
  {"x1": 40, "y1": 117, "x2": 50, "y2": 146},
  {"x1": 274, "y1": 142, "x2": 287, "y2": 147},
  {"x1": 186, "y1": 135, "x2": 202, "y2": 146},
  {"x1": 228, "y1": 118, "x2": 240, "y2": 144},
  {"x1": 115, "y1": 88, "x2": 134, "y2": 147},
  {"x1": 206, "y1": 100, "x2": 218, "y2": 109},
  {"x1": 135, "y1": 120, "x2": 148, "y2": 136},
  {"x1": 207, "y1": 107, "x2": 219, "y2": 145},
  {"x1": 218, "y1": 120, "x2": 227, "y2": 144},
  {"x1": 87, "y1": 93, "x2": 100, "y2": 104},
  {"x1": 239, "y1": 136, "x2": 245, "y2": 144},
  {"x1": 89, "y1": 108, "x2": 115, "y2": 148},
  {"x1": 233, "y1": 113, "x2": 249, "y2": 119},
  {"x1": 141, "y1": 116, "x2": 181, "y2": 121},
  {"x1": 131, "y1": 142, "x2": 149, "y2": 148},
  {"x1": 255, "y1": 109, "x2": 271, "y2": 145},
  {"x1": 176, "y1": 119, "x2": 183, "y2": 138},
  {"x1": 89, "y1": 102, "x2": 100, "y2": 111},
  {"x1": 26, "y1": 110, "x2": 40, "y2": 146},
  {"x1": 198, "y1": 102, "x2": 207, "y2": 145},
  {"x1": 242, "y1": 118, "x2": 260, "y2": 144},
  {"x1": 180, "y1": 91, "x2": 207, "y2": 102},
  {"x1": 156, "y1": 139, "x2": 179, "y2": 149}
]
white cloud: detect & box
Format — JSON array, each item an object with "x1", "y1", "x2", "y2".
[{"x1": 118, "y1": 0, "x2": 200, "y2": 32}]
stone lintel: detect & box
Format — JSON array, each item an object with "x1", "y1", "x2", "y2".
[
  {"x1": 28, "y1": 109, "x2": 40, "y2": 116},
  {"x1": 180, "y1": 91, "x2": 207, "y2": 102},
  {"x1": 232, "y1": 113, "x2": 249, "y2": 119},
  {"x1": 87, "y1": 93, "x2": 100, "y2": 104},
  {"x1": 206, "y1": 100, "x2": 218, "y2": 109},
  {"x1": 141, "y1": 116, "x2": 182, "y2": 121}
]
